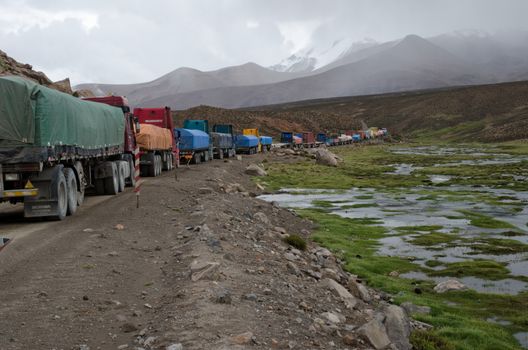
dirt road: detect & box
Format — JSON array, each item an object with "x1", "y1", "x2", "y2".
[{"x1": 0, "y1": 152, "x2": 411, "y2": 350}]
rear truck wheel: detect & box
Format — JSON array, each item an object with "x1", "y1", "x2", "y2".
[
  {"x1": 54, "y1": 170, "x2": 68, "y2": 220},
  {"x1": 145, "y1": 153, "x2": 156, "y2": 177},
  {"x1": 128, "y1": 159, "x2": 136, "y2": 187},
  {"x1": 104, "y1": 161, "x2": 119, "y2": 195},
  {"x1": 193, "y1": 152, "x2": 201, "y2": 164},
  {"x1": 63, "y1": 168, "x2": 78, "y2": 216},
  {"x1": 218, "y1": 150, "x2": 224, "y2": 159},
  {"x1": 204, "y1": 151, "x2": 210, "y2": 162},
  {"x1": 117, "y1": 162, "x2": 126, "y2": 192},
  {"x1": 73, "y1": 161, "x2": 85, "y2": 206},
  {"x1": 156, "y1": 155, "x2": 162, "y2": 175}
]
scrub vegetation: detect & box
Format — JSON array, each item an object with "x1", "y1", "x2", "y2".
[{"x1": 261, "y1": 141, "x2": 528, "y2": 350}]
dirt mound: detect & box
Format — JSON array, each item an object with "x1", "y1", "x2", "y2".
[{"x1": 0, "y1": 49, "x2": 73, "y2": 94}]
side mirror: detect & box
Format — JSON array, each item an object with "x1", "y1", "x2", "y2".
[{"x1": 134, "y1": 117, "x2": 141, "y2": 133}]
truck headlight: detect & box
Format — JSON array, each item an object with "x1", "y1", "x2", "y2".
[{"x1": 4, "y1": 173, "x2": 20, "y2": 181}]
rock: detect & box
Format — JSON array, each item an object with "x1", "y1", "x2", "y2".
[
  {"x1": 342, "y1": 333, "x2": 355, "y2": 345},
  {"x1": 189, "y1": 260, "x2": 220, "y2": 281},
  {"x1": 214, "y1": 289, "x2": 232, "y2": 304},
  {"x1": 314, "y1": 149, "x2": 340, "y2": 167},
  {"x1": 322, "y1": 268, "x2": 340, "y2": 281},
  {"x1": 254, "y1": 212, "x2": 270, "y2": 224},
  {"x1": 245, "y1": 164, "x2": 267, "y2": 176},
  {"x1": 121, "y1": 322, "x2": 138, "y2": 333},
  {"x1": 321, "y1": 278, "x2": 357, "y2": 309},
  {"x1": 321, "y1": 311, "x2": 345, "y2": 324},
  {"x1": 236, "y1": 155, "x2": 243, "y2": 161},
  {"x1": 274, "y1": 226, "x2": 287, "y2": 235},
  {"x1": 143, "y1": 336, "x2": 157, "y2": 347},
  {"x1": 284, "y1": 252, "x2": 297, "y2": 261},
  {"x1": 358, "y1": 319, "x2": 391, "y2": 350},
  {"x1": 348, "y1": 277, "x2": 371, "y2": 302},
  {"x1": 287, "y1": 262, "x2": 301, "y2": 276},
  {"x1": 114, "y1": 224, "x2": 125, "y2": 230},
  {"x1": 52, "y1": 78, "x2": 73, "y2": 94},
  {"x1": 400, "y1": 302, "x2": 431, "y2": 316},
  {"x1": 433, "y1": 279, "x2": 468, "y2": 293},
  {"x1": 166, "y1": 344, "x2": 183, "y2": 350},
  {"x1": 389, "y1": 271, "x2": 399, "y2": 277},
  {"x1": 315, "y1": 247, "x2": 332, "y2": 258},
  {"x1": 243, "y1": 293, "x2": 257, "y2": 301},
  {"x1": 383, "y1": 305, "x2": 411, "y2": 350},
  {"x1": 230, "y1": 331, "x2": 253, "y2": 345},
  {"x1": 198, "y1": 187, "x2": 214, "y2": 194},
  {"x1": 410, "y1": 319, "x2": 434, "y2": 331}
]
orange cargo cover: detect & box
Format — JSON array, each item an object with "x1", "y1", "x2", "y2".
[{"x1": 136, "y1": 124, "x2": 172, "y2": 151}]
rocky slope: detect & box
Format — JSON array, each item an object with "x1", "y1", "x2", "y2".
[
  {"x1": 172, "y1": 80, "x2": 528, "y2": 142},
  {"x1": 0, "y1": 152, "x2": 420, "y2": 350},
  {"x1": 0, "y1": 49, "x2": 73, "y2": 94}
]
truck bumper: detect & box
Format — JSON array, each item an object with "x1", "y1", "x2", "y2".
[{"x1": 2, "y1": 189, "x2": 39, "y2": 198}]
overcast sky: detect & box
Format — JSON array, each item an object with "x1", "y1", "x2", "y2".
[{"x1": 1, "y1": 0, "x2": 527, "y2": 85}]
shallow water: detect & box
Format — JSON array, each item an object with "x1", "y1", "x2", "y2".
[
  {"x1": 515, "y1": 332, "x2": 528, "y2": 349},
  {"x1": 399, "y1": 271, "x2": 528, "y2": 295},
  {"x1": 259, "y1": 184, "x2": 528, "y2": 294}
]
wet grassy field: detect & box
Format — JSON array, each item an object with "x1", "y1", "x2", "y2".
[{"x1": 258, "y1": 142, "x2": 528, "y2": 350}]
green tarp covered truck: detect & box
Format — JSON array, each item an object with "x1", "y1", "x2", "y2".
[{"x1": 0, "y1": 76, "x2": 137, "y2": 219}]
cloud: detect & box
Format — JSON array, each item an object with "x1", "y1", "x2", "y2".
[
  {"x1": 0, "y1": 1, "x2": 98, "y2": 34},
  {"x1": 1, "y1": 0, "x2": 527, "y2": 85}
]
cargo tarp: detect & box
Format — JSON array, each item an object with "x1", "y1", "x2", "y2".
[
  {"x1": 0, "y1": 76, "x2": 124, "y2": 149},
  {"x1": 136, "y1": 124, "x2": 172, "y2": 151}
]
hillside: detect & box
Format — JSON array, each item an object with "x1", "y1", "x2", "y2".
[
  {"x1": 75, "y1": 63, "x2": 299, "y2": 106},
  {"x1": 173, "y1": 80, "x2": 528, "y2": 142}
]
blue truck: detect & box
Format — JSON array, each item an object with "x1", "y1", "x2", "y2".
[
  {"x1": 175, "y1": 120, "x2": 215, "y2": 164},
  {"x1": 259, "y1": 136, "x2": 273, "y2": 152},
  {"x1": 235, "y1": 135, "x2": 259, "y2": 154}
]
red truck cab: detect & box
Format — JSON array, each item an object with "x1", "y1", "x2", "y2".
[{"x1": 133, "y1": 107, "x2": 179, "y2": 167}]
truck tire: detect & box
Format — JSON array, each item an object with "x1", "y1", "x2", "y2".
[
  {"x1": 64, "y1": 168, "x2": 78, "y2": 216},
  {"x1": 128, "y1": 159, "x2": 136, "y2": 187},
  {"x1": 193, "y1": 152, "x2": 201, "y2": 164},
  {"x1": 156, "y1": 155, "x2": 162, "y2": 175},
  {"x1": 95, "y1": 179, "x2": 105, "y2": 195},
  {"x1": 74, "y1": 161, "x2": 85, "y2": 206},
  {"x1": 104, "y1": 162, "x2": 119, "y2": 195},
  {"x1": 218, "y1": 150, "x2": 224, "y2": 160},
  {"x1": 53, "y1": 170, "x2": 68, "y2": 220},
  {"x1": 145, "y1": 153, "x2": 156, "y2": 177},
  {"x1": 204, "y1": 151, "x2": 210, "y2": 162},
  {"x1": 118, "y1": 162, "x2": 126, "y2": 192}
]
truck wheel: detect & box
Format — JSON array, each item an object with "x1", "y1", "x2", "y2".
[
  {"x1": 74, "y1": 161, "x2": 85, "y2": 206},
  {"x1": 95, "y1": 179, "x2": 105, "y2": 195},
  {"x1": 204, "y1": 151, "x2": 210, "y2": 162},
  {"x1": 118, "y1": 162, "x2": 126, "y2": 192},
  {"x1": 218, "y1": 150, "x2": 224, "y2": 160},
  {"x1": 156, "y1": 155, "x2": 162, "y2": 175},
  {"x1": 193, "y1": 153, "x2": 201, "y2": 164},
  {"x1": 63, "y1": 168, "x2": 78, "y2": 216},
  {"x1": 145, "y1": 153, "x2": 156, "y2": 177},
  {"x1": 54, "y1": 171, "x2": 68, "y2": 220},
  {"x1": 128, "y1": 159, "x2": 136, "y2": 187},
  {"x1": 104, "y1": 162, "x2": 119, "y2": 195}
]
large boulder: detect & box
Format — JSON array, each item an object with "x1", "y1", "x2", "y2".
[
  {"x1": 245, "y1": 164, "x2": 267, "y2": 176},
  {"x1": 383, "y1": 305, "x2": 412, "y2": 350},
  {"x1": 358, "y1": 318, "x2": 391, "y2": 350},
  {"x1": 321, "y1": 278, "x2": 357, "y2": 309},
  {"x1": 314, "y1": 148, "x2": 341, "y2": 167},
  {"x1": 433, "y1": 279, "x2": 468, "y2": 293}
]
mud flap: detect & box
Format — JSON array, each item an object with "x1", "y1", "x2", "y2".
[{"x1": 24, "y1": 164, "x2": 64, "y2": 218}]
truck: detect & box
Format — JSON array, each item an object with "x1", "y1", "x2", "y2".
[
  {"x1": 235, "y1": 135, "x2": 259, "y2": 154},
  {"x1": 300, "y1": 132, "x2": 316, "y2": 148},
  {"x1": 212, "y1": 124, "x2": 236, "y2": 159},
  {"x1": 133, "y1": 107, "x2": 179, "y2": 176},
  {"x1": 259, "y1": 136, "x2": 273, "y2": 152},
  {"x1": 0, "y1": 76, "x2": 134, "y2": 220},
  {"x1": 175, "y1": 119, "x2": 212, "y2": 164},
  {"x1": 280, "y1": 132, "x2": 303, "y2": 148}
]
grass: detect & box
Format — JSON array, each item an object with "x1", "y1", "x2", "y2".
[
  {"x1": 283, "y1": 234, "x2": 307, "y2": 251},
  {"x1": 261, "y1": 142, "x2": 528, "y2": 350},
  {"x1": 457, "y1": 210, "x2": 517, "y2": 229},
  {"x1": 340, "y1": 203, "x2": 379, "y2": 209}
]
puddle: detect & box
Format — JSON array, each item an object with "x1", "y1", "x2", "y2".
[
  {"x1": 385, "y1": 163, "x2": 420, "y2": 175},
  {"x1": 515, "y1": 332, "x2": 528, "y2": 349},
  {"x1": 259, "y1": 184, "x2": 528, "y2": 294},
  {"x1": 400, "y1": 271, "x2": 528, "y2": 295},
  {"x1": 486, "y1": 317, "x2": 512, "y2": 326},
  {"x1": 429, "y1": 175, "x2": 452, "y2": 184}
]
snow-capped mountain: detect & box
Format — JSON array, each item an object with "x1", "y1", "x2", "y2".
[{"x1": 269, "y1": 38, "x2": 378, "y2": 73}]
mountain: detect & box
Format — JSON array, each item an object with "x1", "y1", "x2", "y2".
[
  {"x1": 140, "y1": 35, "x2": 487, "y2": 109},
  {"x1": 269, "y1": 38, "x2": 378, "y2": 73},
  {"x1": 74, "y1": 62, "x2": 298, "y2": 106},
  {"x1": 75, "y1": 31, "x2": 528, "y2": 110}
]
